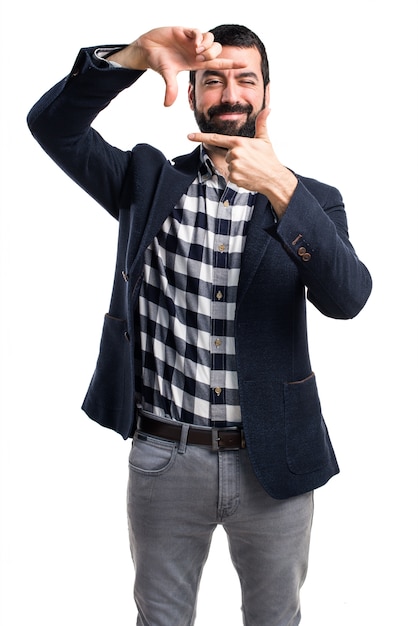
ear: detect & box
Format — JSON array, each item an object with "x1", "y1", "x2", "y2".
[{"x1": 187, "y1": 84, "x2": 195, "y2": 111}]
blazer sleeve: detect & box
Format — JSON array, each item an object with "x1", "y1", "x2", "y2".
[
  {"x1": 267, "y1": 177, "x2": 372, "y2": 319},
  {"x1": 27, "y1": 46, "x2": 144, "y2": 219}
]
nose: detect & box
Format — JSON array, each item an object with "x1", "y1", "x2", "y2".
[{"x1": 221, "y1": 80, "x2": 240, "y2": 104}]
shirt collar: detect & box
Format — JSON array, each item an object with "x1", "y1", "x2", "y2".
[{"x1": 198, "y1": 145, "x2": 218, "y2": 182}]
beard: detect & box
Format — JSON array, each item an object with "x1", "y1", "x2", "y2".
[{"x1": 193, "y1": 102, "x2": 259, "y2": 138}]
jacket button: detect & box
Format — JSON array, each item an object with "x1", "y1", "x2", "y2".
[
  {"x1": 297, "y1": 247, "x2": 311, "y2": 261},
  {"x1": 122, "y1": 270, "x2": 129, "y2": 282}
]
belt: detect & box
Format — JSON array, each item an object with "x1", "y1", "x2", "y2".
[{"x1": 137, "y1": 412, "x2": 246, "y2": 451}]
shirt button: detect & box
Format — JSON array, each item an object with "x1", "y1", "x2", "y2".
[
  {"x1": 223, "y1": 200, "x2": 230, "y2": 207},
  {"x1": 214, "y1": 338, "x2": 222, "y2": 348},
  {"x1": 214, "y1": 387, "x2": 222, "y2": 396},
  {"x1": 216, "y1": 290, "x2": 223, "y2": 301},
  {"x1": 218, "y1": 243, "x2": 226, "y2": 253}
]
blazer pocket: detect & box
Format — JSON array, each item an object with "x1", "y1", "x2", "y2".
[
  {"x1": 88, "y1": 313, "x2": 130, "y2": 411},
  {"x1": 284, "y1": 373, "x2": 333, "y2": 475}
]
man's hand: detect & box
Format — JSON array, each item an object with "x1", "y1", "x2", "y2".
[
  {"x1": 107, "y1": 27, "x2": 245, "y2": 106},
  {"x1": 188, "y1": 108, "x2": 298, "y2": 218}
]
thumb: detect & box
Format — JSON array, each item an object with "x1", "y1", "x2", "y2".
[
  {"x1": 255, "y1": 107, "x2": 271, "y2": 140},
  {"x1": 161, "y1": 69, "x2": 179, "y2": 107}
]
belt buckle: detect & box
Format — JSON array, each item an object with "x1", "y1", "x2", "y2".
[
  {"x1": 211, "y1": 427, "x2": 244, "y2": 451},
  {"x1": 211, "y1": 428, "x2": 222, "y2": 451}
]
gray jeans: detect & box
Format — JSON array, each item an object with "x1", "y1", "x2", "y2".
[{"x1": 127, "y1": 430, "x2": 313, "y2": 626}]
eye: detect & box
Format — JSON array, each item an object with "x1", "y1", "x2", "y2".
[{"x1": 205, "y1": 79, "x2": 222, "y2": 86}]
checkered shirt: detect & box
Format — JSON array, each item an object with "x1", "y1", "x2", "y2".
[{"x1": 137, "y1": 148, "x2": 256, "y2": 427}]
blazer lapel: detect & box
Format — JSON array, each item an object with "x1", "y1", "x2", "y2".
[
  {"x1": 237, "y1": 194, "x2": 276, "y2": 309},
  {"x1": 128, "y1": 149, "x2": 200, "y2": 283}
]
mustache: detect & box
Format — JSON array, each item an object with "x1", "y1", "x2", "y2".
[{"x1": 207, "y1": 103, "x2": 253, "y2": 118}]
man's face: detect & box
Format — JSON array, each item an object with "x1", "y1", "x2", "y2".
[{"x1": 188, "y1": 45, "x2": 269, "y2": 138}]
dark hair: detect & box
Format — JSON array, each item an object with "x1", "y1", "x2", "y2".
[{"x1": 189, "y1": 24, "x2": 270, "y2": 88}]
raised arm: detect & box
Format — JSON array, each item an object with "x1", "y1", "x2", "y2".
[{"x1": 27, "y1": 26, "x2": 246, "y2": 217}]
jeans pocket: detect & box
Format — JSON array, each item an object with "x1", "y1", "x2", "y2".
[{"x1": 129, "y1": 434, "x2": 178, "y2": 476}]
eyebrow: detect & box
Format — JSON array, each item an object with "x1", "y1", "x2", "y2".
[{"x1": 200, "y1": 70, "x2": 260, "y2": 82}]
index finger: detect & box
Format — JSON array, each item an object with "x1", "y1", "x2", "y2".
[
  {"x1": 187, "y1": 132, "x2": 238, "y2": 147},
  {"x1": 194, "y1": 56, "x2": 246, "y2": 69}
]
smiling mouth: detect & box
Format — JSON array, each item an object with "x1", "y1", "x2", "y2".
[
  {"x1": 215, "y1": 112, "x2": 245, "y2": 119},
  {"x1": 210, "y1": 112, "x2": 248, "y2": 127}
]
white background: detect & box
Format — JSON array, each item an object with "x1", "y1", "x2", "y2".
[{"x1": 1, "y1": 1, "x2": 417, "y2": 624}]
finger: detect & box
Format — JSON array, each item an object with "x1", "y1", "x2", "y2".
[
  {"x1": 183, "y1": 28, "x2": 217, "y2": 59},
  {"x1": 196, "y1": 42, "x2": 222, "y2": 62},
  {"x1": 184, "y1": 27, "x2": 204, "y2": 48},
  {"x1": 195, "y1": 30, "x2": 215, "y2": 54},
  {"x1": 194, "y1": 32, "x2": 222, "y2": 61},
  {"x1": 195, "y1": 56, "x2": 246, "y2": 70},
  {"x1": 162, "y1": 70, "x2": 179, "y2": 107},
  {"x1": 255, "y1": 107, "x2": 271, "y2": 140},
  {"x1": 187, "y1": 132, "x2": 237, "y2": 148}
]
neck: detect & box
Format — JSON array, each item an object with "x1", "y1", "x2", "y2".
[{"x1": 204, "y1": 144, "x2": 229, "y2": 181}]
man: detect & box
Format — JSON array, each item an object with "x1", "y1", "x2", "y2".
[{"x1": 27, "y1": 25, "x2": 372, "y2": 625}]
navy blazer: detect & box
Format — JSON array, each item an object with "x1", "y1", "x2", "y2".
[{"x1": 27, "y1": 47, "x2": 372, "y2": 499}]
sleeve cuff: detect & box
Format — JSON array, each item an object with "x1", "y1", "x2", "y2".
[{"x1": 95, "y1": 47, "x2": 125, "y2": 68}]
